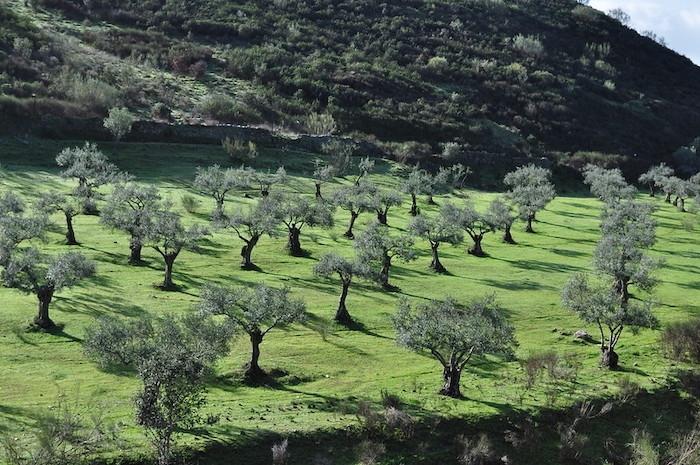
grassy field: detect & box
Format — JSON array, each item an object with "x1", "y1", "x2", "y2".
[{"x1": 0, "y1": 137, "x2": 698, "y2": 464}]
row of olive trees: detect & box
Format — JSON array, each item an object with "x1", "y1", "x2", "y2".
[{"x1": 638, "y1": 162, "x2": 700, "y2": 212}]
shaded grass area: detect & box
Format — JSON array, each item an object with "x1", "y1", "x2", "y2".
[{"x1": 0, "y1": 137, "x2": 699, "y2": 463}]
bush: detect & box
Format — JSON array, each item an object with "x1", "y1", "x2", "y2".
[
  {"x1": 458, "y1": 434, "x2": 495, "y2": 465},
  {"x1": 662, "y1": 319, "x2": 700, "y2": 363},
  {"x1": 511, "y1": 34, "x2": 545, "y2": 58},
  {"x1": 181, "y1": 194, "x2": 201, "y2": 214},
  {"x1": 12, "y1": 37, "x2": 33, "y2": 60},
  {"x1": 52, "y1": 70, "x2": 120, "y2": 113},
  {"x1": 356, "y1": 440, "x2": 385, "y2": 465},
  {"x1": 616, "y1": 376, "x2": 642, "y2": 403},
  {"x1": 222, "y1": 137, "x2": 257, "y2": 162},
  {"x1": 271, "y1": 438, "x2": 289, "y2": 465},
  {"x1": 307, "y1": 112, "x2": 337, "y2": 135},
  {"x1": 103, "y1": 106, "x2": 135, "y2": 141},
  {"x1": 197, "y1": 93, "x2": 237, "y2": 122}
]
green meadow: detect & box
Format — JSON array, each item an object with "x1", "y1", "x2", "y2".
[{"x1": 0, "y1": 138, "x2": 698, "y2": 464}]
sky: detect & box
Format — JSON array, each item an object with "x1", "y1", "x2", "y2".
[{"x1": 588, "y1": 0, "x2": 700, "y2": 65}]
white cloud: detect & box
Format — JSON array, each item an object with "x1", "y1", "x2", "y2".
[{"x1": 680, "y1": 9, "x2": 700, "y2": 28}]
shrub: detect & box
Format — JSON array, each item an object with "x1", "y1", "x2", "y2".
[
  {"x1": 427, "y1": 56, "x2": 449, "y2": 72},
  {"x1": 307, "y1": 112, "x2": 337, "y2": 135},
  {"x1": 441, "y1": 142, "x2": 463, "y2": 160},
  {"x1": 52, "y1": 70, "x2": 120, "y2": 113},
  {"x1": 222, "y1": 137, "x2": 257, "y2": 162},
  {"x1": 616, "y1": 376, "x2": 642, "y2": 403},
  {"x1": 152, "y1": 102, "x2": 171, "y2": 120},
  {"x1": 12, "y1": 37, "x2": 33, "y2": 60},
  {"x1": 604, "y1": 80, "x2": 616, "y2": 91},
  {"x1": 197, "y1": 93, "x2": 237, "y2": 122},
  {"x1": 356, "y1": 440, "x2": 385, "y2": 465},
  {"x1": 380, "y1": 390, "x2": 402, "y2": 409},
  {"x1": 662, "y1": 319, "x2": 700, "y2": 363},
  {"x1": 271, "y1": 439, "x2": 289, "y2": 465},
  {"x1": 511, "y1": 34, "x2": 545, "y2": 58},
  {"x1": 103, "y1": 106, "x2": 135, "y2": 141},
  {"x1": 458, "y1": 434, "x2": 495, "y2": 465},
  {"x1": 181, "y1": 194, "x2": 201, "y2": 214}
]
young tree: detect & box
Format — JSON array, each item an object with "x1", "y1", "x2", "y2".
[
  {"x1": 409, "y1": 204, "x2": 463, "y2": 273},
  {"x1": 582, "y1": 165, "x2": 636, "y2": 204},
  {"x1": 371, "y1": 188, "x2": 403, "y2": 226},
  {"x1": 36, "y1": 191, "x2": 82, "y2": 245},
  {"x1": 219, "y1": 198, "x2": 280, "y2": 269},
  {"x1": 562, "y1": 273, "x2": 658, "y2": 369},
  {"x1": 594, "y1": 200, "x2": 660, "y2": 303},
  {"x1": 312, "y1": 159, "x2": 336, "y2": 199},
  {"x1": 488, "y1": 197, "x2": 517, "y2": 244},
  {"x1": 84, "y1": 314, "x2": 231, "y2": 465},
  {"x1": 638, "y1": 163, "x2": 674, "y2": 197},
  {"x1": 313, "y1": 253, "x2": 367, "y2": 325},
  {"x1": 275, "y1": 194, "x2": 334, "y2": 256},
  {"x1": 664, "y1": 176, "x2": 691, "y2": 211},
  {"x1": 503, "y1": 164, "x2": 556, "y2": 233},
  {"x1": 330, "y1": 182, "x2": 375, "y2": 239},
  {"x1": 352, "y1": 156, "x2": 375, "y2": 186},
  {"x1": 393, "y1": 295, "x2": 516, "y2": 398},
  {"x1": 426, "y1": 164, "x2": 470, "y2": 204},
  {"x1": 458, "y1": 202, "x2": 498, "y2": 257},
  {"x1": 199, "y1": 283, "x2": 307, "y2": 379},
  {"x1": 193, "y1": 165, "x2": 244, "y2": 218},
  {"x1": 101, "y1": 182, "x2": 161, "y2": 264},
  {"x1": 354, "y1": 221, "x2": 416, "y2": 290},
  {"x1": 0, "y1": 192, "x2": 46, "y2": 263},
  {"x1": 103, "y1": 107, "x2": 135, "y2": 141},
  {"x1": 2, "y1": 248, "x2": 95, "y2": 329},
  {"x1": 401, "y1": 165, "x2": 432, "y2": 216},
  {"x1": 322, "y1": 139, "x2": 353, "y2": 177},
  {"x1": 55, "y1": 142, "x2": 124, "y2": 214},
  {"x1": 252, "y1": 167, "x2": 288, "y2": 197},
  {"x1": 145, "y1": 207, "x2": 209, "y2": 289}
]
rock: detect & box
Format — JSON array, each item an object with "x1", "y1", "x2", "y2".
[{"x1": 574, "y1": 330, "x2": 591, "y2": 341}]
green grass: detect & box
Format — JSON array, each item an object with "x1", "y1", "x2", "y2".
[{"x1": 0, "y1": 138, "x2": 698, "y2": 464}]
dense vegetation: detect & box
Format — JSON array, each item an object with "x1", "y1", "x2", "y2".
[{"x1": 2, "y1": 0, "x2": 700, "y2": 171}]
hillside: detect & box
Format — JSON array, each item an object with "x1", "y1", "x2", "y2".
[{"x1": 2, "y1": 0, "x2": 700, "y2": 170}]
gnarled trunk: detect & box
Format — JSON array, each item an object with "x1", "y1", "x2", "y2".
[
  {"x1": 287, "y1": 226, "x2": 303, "y2": 256},
  {"x1": 240, "y1": 236, "x2": 260, "y2": 270},
  {"x1": 129, "y1": 237, "x2": 143, "y2": 265},
  {"x1": 648, "y1": 183, "x2": 655, "y2": 197},
  {"x1": 503, "y1": 225, "x2": 516, "y2": 244},
  {"x1": 440, "y1": 365, "x2": 462, "y2": 398},
  {"x1": 614, "y1": 278, "x2": 630, "y2": 304},
  {"x1": 377, "y1": 210, "x2": 388, "y2": 225},
  {"x1": 379, "y1": 254, "x2": 393, "y2": 290},
  {"x1": 469, "y1": 235, "x2": 485, "y2": 257},
  {"x1": 600, "y1": 347, "x2": 619, "y2": 369},
  {"x1": 427, "y1": 195, "x2": 437, "y2": 206},
  {"x1": 679, "y1": 198, "x2": 686, "y2": 212},
  {"x1": 335, "y1": 281, "x2": 352, "y2": 325},
  {"x1": 65, "y1": 213, "x2": 77, "y2": 245},
  {"x1": 673, "y1": 196, "x2": 679, "y2": 207},
  {"x1": 315, "y1": 183, "x2": 322, "y2": 199},
  {"x1": 35, "y1": 286, "x2": 55, "y2": 329},
  {"x1": 665, "y1": 192, "x2": 672, "y2": 203},
  {"x1": 245, "y1": 330, "x2": 265, "y2": 379},
  {"x1": 344, "y1": 211, "x2": 359, "y2": 239},
  {"x1": 261, "y1": 189, "x2": 269, "y2": 197},
  {"x1": 162, "y1": 254, "x2": 177, "y2": 290},
  {"x1": 526, "y1": 214, "x2": 535, "y2": 233},
  {"x1": 430, "y1": 243, "x2": 446, "y2": 273},
  {"x1": 409, "y1": 194, "x2": 418, "y2": 216}
]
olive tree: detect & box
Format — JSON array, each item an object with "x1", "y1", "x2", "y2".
[
  {"x1": 218, "y1": 198, "x2": 280, "y2": 269},
  {"x1": 582, "y1": 165, "x2": 636, "y2": 204},
  {"x1": 199, "y1": 283, "x2": 306, "y2": 379},
  {"x1": 504, "y1": 164, "x2": 556, "y2": 233},
  {"x1": 101, "y1": 183, "x2": 161, "y2": 264},
  {"x1": 354, "y1": 221, "x2": 416, "y2": 290},
  {"x1": 313, "y1": 253, "x2": 368, "y2": 325},
  {"x1": 488, "y1": 197, "x2": 517, "y2": 244},
  {"x1": 563, "y1": 273, "x2": 658, "y2": 369},
  {"x1": 2, "y1": 248, "x2": 95, "y2": 329},
  {"x1": 664, "y1": 176, "x2": 691, "y2": 211},
  {"x1": 322, "y1": 139, "x2": 353, "y2": 177},
  {"x1": 275, "y1": 194, "x2": 334, "y2": 256},
  {"x1": 84, "y1": 314, "x2": 231, "y2": 465},
  {"x1": 330, "y1": 182, "x2": 375, "y2": 239},
  {"x1": 312, "y1": 159, "x2": 336, "y2": 199},
  {"x1": 252, "y1": 167, "x2": 288, "y2": 197},
  {"x1": 638, "y1": 163, "x2": 674, "y2": 197},
  {"x1": 401, "y1": 165, "x2": 432, "y2": 216},
  {"x1": 371, "y1": 188, "x2": 403, "y2": 226},
  {"x1": 0, "y1": 192, "x2": 46, "y2": 263},
  {"x1": 36, "y1": 191, "x2": 82, "y2": 245},
  {"x1": 393, "y1": 295, "x2": 516, "y2": 398},
  {"x1": 458, "y1": 202, "x2": 498, "y2": 257},
  {"x1": 55, "y1": 142, "x2": 124, "y2": 214},
  {"x1": 103, "y1": 107, "x2": 135, "y2": 141},
  {"x1": 352, "y1": 156, "x2": 375, "y2": 186},
  {"x1": 409, "y1": 204, "x2": 463, "y2": 273},
  {"x1": 145, "y1": 207, "x2": 209, "y2": 289},
  {"x1": 193, "y1": 165, "x2": 245, "y2": 218}
]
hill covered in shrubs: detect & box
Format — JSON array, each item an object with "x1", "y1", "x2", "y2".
[{"x1": 2, "y1": 0, "x2": 700, "y2": 170}]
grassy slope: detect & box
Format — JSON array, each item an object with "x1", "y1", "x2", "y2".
[{"x1": 0, "y1": 138, "x2": 698, "y2": 463}]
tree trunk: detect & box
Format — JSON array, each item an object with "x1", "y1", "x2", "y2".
[
  {"x1": 245, "y1": 330, "x2": 265, "y2": 379},
  {"x1": 665, "y1": 192, "x2": 672, "y2": 203},
  {"x1": 648, "y1": 183, "x2": 655, "y2": 197},
  {"x1": 162, "y1": 255, "x2": 176, "y2": 289},
  {"x1": 344, "y1": 211, "x2": 359, "y2": 239},
  {"x1": 503, "y1": 225, "x2": 516, "y2": 244},
  {"x1": 377, "y1": 210, "x2": 388, "y2": 225},
  {"x1": 409, "y1": 194, "x2": 418, "y2": 216},
  {"x1": 600, "y1": 347, "x2": 619, "y2": 369},
  {"x1": 526, "y1": 214, "x2": 535, "y2": 233},
  {"x1": 469, "y1": 235, "x2": 485, "y2": 257},
  {"x1": 215, "y1": 198, "x2": 225, "y2": 217},
  {"x1": 427, "y1": 195, "x2": 437, "y2": 206},
  {"x1": 335, "y1": 282, "x2": 352, "y2": 325},
  {"x1": 673, "y1": 196, "x2": 679, "y2": 207},
  {"x1": 430, "y1": 243, "x2": 446, "y2": 273},
  {"x1": 35, "y1": 286, "x2": 55, "y2": 329},
  {"x1": 379, "y1": 254, "x2": 393, "y2": 290},
  {"x1": 129, "y1": 237, "x2": 143, "y2": 265},
  {"x1": 240, "y1": 236, "x2": 259, "y2": 269},
  {"x1": 440, "y1": 365, "x2": 462, "y2": 398},
  {"x1": 615, "y1": 278, "x2": 630, "y2": 304},
  {"x1": 65, "y1": 213, "x2": 77, "y2": 245},
  {"x1": 679, "y1": 198, "x2": 686, "y2": 212},
  {"x1": 315, "y1": 183, "x2": 322, "y2": 199},
  {"x1": 287, "y1": 226, "x2": 303, "y2": 256}
]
